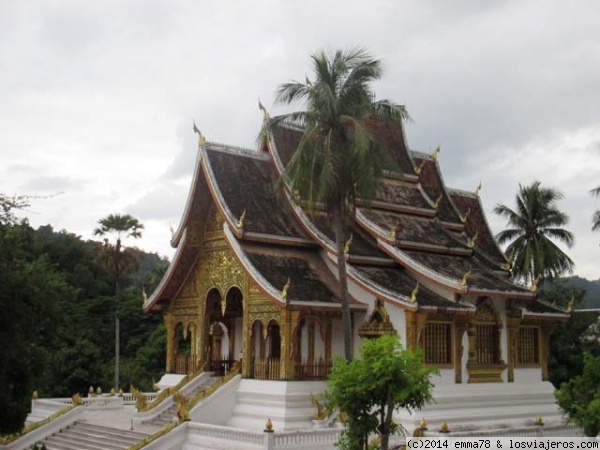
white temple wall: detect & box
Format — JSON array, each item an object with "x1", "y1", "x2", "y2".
[
  {"x1": 433, "y1": 368, "x2": 455, "y2": 386},
  {"x1": 386, "y1": 305, "x2": 406, "y2": 342},
  {"x1": 514, "y1": 368, "x2": 542, "y2": 383}
]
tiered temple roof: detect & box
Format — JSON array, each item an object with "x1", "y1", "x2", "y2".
[{"x1": 145, "y1": 118, "x2": 565, "y2": 320}]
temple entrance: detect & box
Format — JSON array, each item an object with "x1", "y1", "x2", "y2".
[
  {"x1": 204, "y1": 287, "x2": 243, "y2": 376},
  {"x1": 251, "y1": 319, "x2": 281, "y2": 380},
  {"x1": 174, "y1": 322, "x2": 198, "y2": 374},
  {"x1": 294, "y1": 317, "x2": 331, "y2": 380}
]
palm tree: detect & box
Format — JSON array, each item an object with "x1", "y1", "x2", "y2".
[
  {"x1": 270, "y1": 48, "x2": 409, "y2": 361},
  {"x1": 494, "y1": 181, "x2": 574, "y2": 284},
  {"x1": 94, "y1": 213, "x2": 144, "y2": 391},
  {"x1": 591, "y1": 186, "x2": 600, "y2": 232}
]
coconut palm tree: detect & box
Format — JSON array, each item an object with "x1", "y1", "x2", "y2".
[
  {"x1": 270, "y1": 48, "x2": 409, "y2": 361},
  {"x1": 591, "y1": 186, "x2": 600, "y2": 232},
  {"x1": 494, "y1": 181, "x2": 574, "y2": 284},
  {"x1": 94, "y1": 213, "x2": 144, "y2": 391}
]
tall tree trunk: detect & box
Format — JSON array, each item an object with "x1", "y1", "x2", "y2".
[
  {"x1": 380, "y1": 392, "x2": 395, "y2": 450},
  {"x1": 332, "y1": 203, "x2": 353, "y2": 362}
]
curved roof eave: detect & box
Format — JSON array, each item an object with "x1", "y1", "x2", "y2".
[
  {"x1": 143, "y1": 229, "x2": 189, "y2": 312},
  {"x1": 171, "y1": 148, "x2": 204, "y2": 248},
  {"x1": 324, "y1": 252, "x2": 417, "y2": 311},
  {"x1": 377, "y1": 239, "x2": 467, "y2": 293}
]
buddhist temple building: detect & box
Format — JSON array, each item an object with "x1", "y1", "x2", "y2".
[{"x1": 144, "y1": 116, "x2": 569, "y2": 431}]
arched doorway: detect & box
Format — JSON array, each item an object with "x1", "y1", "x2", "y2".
[
  {"x1": 294, "y1": 317, "x2": 330, "y2": 379},
  {"x1": 250, "y1": 319, "x2": 281, "y2": 380},
  {"x1": 204, "y1": 286, "x2": 244, "y2": 375},
  {"x1": 174, "y1": 322, "x2": 196, "y2": 374}
]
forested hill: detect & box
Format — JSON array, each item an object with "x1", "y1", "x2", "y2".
[
  {"x1": 562, "y1": 276, "x2": 600, "y2": 308},
  {"x1": 0, "y1": 220, "x2": 169, "y2": 433}
]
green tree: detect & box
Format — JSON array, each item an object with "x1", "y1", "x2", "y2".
[
  {"x1": 591, "y1": 186, "x2": 600, "y2": 232},
  {"x1": 0, "y1": 194, "x2": 30, "y2": 224},
  {"x1": 93, "y1": 214, "x2": 144, "y2": 391},
  {"x1": 556, "y1": 352, "x2": 600, "y2": 436},
  {"x1": 0, "y1": 221, "x2": 75, "y2": 433},
  {"x1": 325, "y1": 335, "x2": 436, "y2": 450},
  {"x1": 271, "y1": 48, "x2": 409, "y2": 361},
  {"x1": 494, "y1": 181, "x2": 574, "y2": 284}
]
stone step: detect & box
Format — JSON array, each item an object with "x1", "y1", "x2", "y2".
[{"x1": 43, "y1": 421, "x2": 150, "y2": 450}]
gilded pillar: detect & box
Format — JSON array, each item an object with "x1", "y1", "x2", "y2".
[
  {"x1": 506, "y1": 317, "x2": 521, "y2": 383},
  {"x1": 164, "y1": 313, "x2": 175, "y2": 373},
  {"x1": 540, "y1": 325, "x2": 554, "y2": 381},
  {"x1": 454, "y1": 322, "x2": 468, "y2": 384},
  {"x1": 406, "y1": 311, "x2": 427, "y2": 353},
  {"x1": 280, "y1": 309, "x2": 300, "y2": 380}
]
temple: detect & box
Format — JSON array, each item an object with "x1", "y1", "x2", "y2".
[{"x1": 144, "y1": 116, "x2": 569, "y2": 432}]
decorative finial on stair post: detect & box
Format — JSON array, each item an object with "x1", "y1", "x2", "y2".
[
  {"x1": 419, "y1": 418, "x2": 428, "y2": 430},
  {"x1": 265, "y1": 418, "x2": 274, "y2": 432}
]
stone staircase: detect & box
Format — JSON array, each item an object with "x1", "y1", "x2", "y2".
[
  {"x1": 43, "y1": 422, "x2": 150, "y2": 450},
  {"x1": 144, "y1": 375, "x2": 221, "y2": 427}
]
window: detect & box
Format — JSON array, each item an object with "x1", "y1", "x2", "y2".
[
  {"x1": 423, "y1": 322, "x2": 452, "y2": 365},
  {"x1": 476, "y1": 324, "x2": 499, "y2": 364},
  {"x1": 517, "y1": 327, "x2": 539, "y2": 365}
]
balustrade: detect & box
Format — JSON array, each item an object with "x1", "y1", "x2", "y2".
[
  {"x1": 252, "y1": 358, "x2": 280, "y2": 380},
  {"x1": 294, "y1": 358, "x2": 331, "y2": 380}
]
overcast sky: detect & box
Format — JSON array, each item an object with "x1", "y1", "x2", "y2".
[{"x1": 2, "y1": 0, "x2": 599, "y2": 280}]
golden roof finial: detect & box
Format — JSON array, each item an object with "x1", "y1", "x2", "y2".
[
  {"x1": 258, "y1": 98, "x2": 270, "y2": 121},
  {"x1": 565, "y1": 296, "x2": 575, "y2": 314},
  {"x1": 236, "y1": 209, "x2": 246, "y2": 229},
  {"x1": 475, "y1": 181, "x2": 482, "y2": 197},
  {"x1": 390, "y1": 221, "x2": 398, "y2": 240},
  {"x1": 169, "y1": 223, "x2": 175, "y2": 239},
  {"x1": 500, "y1": 262, "x2": 511, "y2": 271},
  {"x1": 344, "y1": 233, "x2": 353, "y2": 255},
  {"x1": 460, "y1": 208, "x2": 471, "y2": 224},
  {"x1": 460, "y1": 270, "x2": 471, "y2": 286},
  {"x1": 433, "y1": 193, "x2": 443, "y2": 209},
  {"x1": 467, "y1": 231, "x2": 478, "y2": 249},
  {"x1": 419, "y1": 418, "x2": 428, "y2": 430},
  {"x1": 142, "y1": 285, "x2": 147, "y2": 303},
  {"x1": 431, "y1": 146, "x2": 440, "y2": 161},
  {"x1": 414, "y1": 160, "x2": 426, "y2": 175},
  {"x1": 410, "y1": 282, "x2": 419, "y2": 303},
  {"x1": 281, "y1": 278, "x2": 290, "y2": 300},
  {"x1": 529, "y1": 275, "x2": 541, "y2": 292},
  {"x1": 193, "y1": 120, "x2": 206, "y2": 147}
]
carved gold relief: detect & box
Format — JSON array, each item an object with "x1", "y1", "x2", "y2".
[{"x1": 203, "y1": 249, "x2": 245, "y2": 297}]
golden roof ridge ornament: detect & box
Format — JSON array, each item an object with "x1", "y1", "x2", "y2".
[
  {"x1": 410, "y1": 282, "x2": 419, "y2": 303},
  {"x1": 142, "y1": 285, "x2": 148, "y2": 303},
  {"x1": 433, "y1": 193, "x2": 443, "y2": 210},
  {"x1": 281, "y1": 278, "x2": 290, "y2": 300},
  {"x1": 431, "y1": 146, "x2": 440, "y2": 161},
  {"x1": 500, "y1": 262, "x2": 511, "y2": 271},
  {"x1": 467, "y1": 231, "x2": 478, "y2": 249},
  {"x1": 565, "y1": 296, "x2": 575, "y2": 314},
  {"x1": 193, "y1": 120, "x2": 206, "y2": 147},
  {"x1": 344, "y1": 233, "x2": 353, "y2": 255},
  {"x1": 475, "y1": 181, "x2": 482, "y2": 197},
  {"x1": 460, "y1": 207, "x2": 471, "y2": 224},
  {"x1": 258, "y1": 98, "x2": 270, "y2": 121},
  {"x1": 529, "y1": 275, "x2": 541, "y2": 292},
  {"x1": 460, "y1": 270, "x2": 471, "y2": 286},
  {"x1": 169, "y1": 223, "x2": 175, "y2": 240},
  {"x1": 390, "y1": 221, "x2": 398, "y2": 240},
  {"x1": 236, "y1": 209, "x2": 246, "y2": 230},
  {"x1": 414, "y1": 160, "x2": 426, "y2": 175}
]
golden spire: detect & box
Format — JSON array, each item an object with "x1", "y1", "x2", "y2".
[
  {"x1": 281, "y1": 278, "x2": 290, "y2": 300},
  {"x1": 460, "y1": 208, "x2": 471, "y2": 224},
  {"x1": 431, "y1": 146, "x2": 440, "y2": 161},
  {"x1": 193, "y1": 120, "x2": 206, "y2": 146},
  {"x1": 390, "y1": 221, "x2": 398, "y2": 240},
  {"x1": 460, "y1": 270, "x2": 471, "y2": 286},
  {"x1": 414, "y1": 160, "x2": 426, "y2": 175},
  {"x1": 433, "y1": 193, "x2": 443, "y2": 209},
  {"x1": 565, "y1": 296, "x2": 575, "y2": 314},
  {"x1": 344, "y1": 233, "x2": 353, "y2": 255},
  {"x1": 475, "y1": 181, "x2": 482, "y2": 197},
  {"x1": 410, "y1": 282, "x2": 419, "y2": 303},
  {"x1": 236, "y1": 209, "x2": 246, "y2": 229},
  {"x1": 529, "y1": 275, "x2": 541, "y2": 292},
  {"x1": 467, "y1": 231, "x2": 478, "y2": 249},
  {"x1": 258, "y1": 98, "x2": 270, "y2": 121}
]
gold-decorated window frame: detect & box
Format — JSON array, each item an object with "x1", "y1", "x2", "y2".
[
  {"x1": 516, "y1": 326, "x2": 540, "y2": 367},
  {"x1": 421, "y1": 320, "x2": 454, "y2": 368}
]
